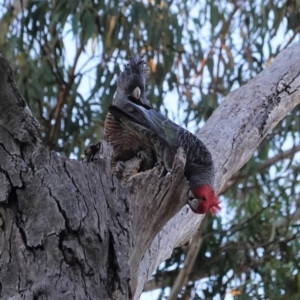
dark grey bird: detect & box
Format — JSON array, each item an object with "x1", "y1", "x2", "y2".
[
  {"x1": 104, "y1": 57, "x2": 154, "y2": 168},
  {"x1": 108, "y1": 100, "x2": 220, "y2": 215}
]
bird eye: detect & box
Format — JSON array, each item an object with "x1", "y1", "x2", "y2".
[{"x1": 202, "y1": 197, "x2": 206, "y2": 202}]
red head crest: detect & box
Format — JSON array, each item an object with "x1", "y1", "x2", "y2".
[{"x1": 188, "y1": 184, "x2": 221, "y2": 215}]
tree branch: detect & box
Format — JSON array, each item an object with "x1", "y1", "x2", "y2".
[
  {"x1": 134, "y1": 43, "x2": 300, "y2": 298},
  {"x1": 220, "y1": 144, "x2": 300, "y2": 194},
  {"x1": 144, "y1": 197, "x2": 300, "y2": 293},
  {"x1": 48, "y1": 43, "x2": 85, "y2": 147},
  {"x1": 1, "y1": 42, "x2": 300, "y2": 299}
]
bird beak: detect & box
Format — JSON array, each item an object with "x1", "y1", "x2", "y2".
[
  {"x1": 132, "y1": 87, "x2": 141, "y2": 99},
  {"x1": 189, "y1": 190, "x2": 195, "y2": 198},
  {"x1": 187, "y1": 198, "x2": 198, "y2": 212}
]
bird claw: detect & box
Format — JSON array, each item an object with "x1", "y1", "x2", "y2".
[
  {"x1": 112, "y1": 161, "x2": 126, "y2": 179},
  {"x1": 187, "y1": 198, "x2": 199, "y2": 212},
  {"x1": 154, "y1": 162, "x2": 167, "y2": 177},
  {"x1": 137, "y1": 150, "x2": 147, "y2": 160},
  {"x1": 114, "y1": 161, "x2": 125, "y2": 176},
  {"x1": 137, "y1": 149, "x2": 155, "y2": 171},
  {"x1": 154, "y1": 161, "x2": 163, "y2": 168}
]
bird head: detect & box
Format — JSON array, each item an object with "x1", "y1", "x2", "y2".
[
  {"x1": 115, "y1": 57, "x2": 151, "y2": 108},
  {"x1": 188, "y1": 184, "x2": 220, "y2": 215}
]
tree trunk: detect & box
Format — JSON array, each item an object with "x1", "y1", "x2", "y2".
[{"x1": 0, "y1": 44, "x2": 299, "y2": 299}]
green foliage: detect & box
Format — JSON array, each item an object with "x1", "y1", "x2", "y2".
[{"x1": 1, "y1": 0, "x2": 300, "y2": 299}]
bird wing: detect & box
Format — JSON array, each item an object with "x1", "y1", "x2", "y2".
[
  {"x1": 108, "y1": 105, "x2": 172, "y2": 164},
  {"x1": 110, "y1": 101, "x2": 170, "y2": 143},
  {"x1": 108, "y1": 105, "x2": 162, "y2": 145},
  {"x1": 177, "y1": 127, "x2": 212, "y2": 165}
]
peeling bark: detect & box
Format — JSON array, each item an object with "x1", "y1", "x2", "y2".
[{"x1": 0, "y1": 43, "x2": 300, "y2": 300}]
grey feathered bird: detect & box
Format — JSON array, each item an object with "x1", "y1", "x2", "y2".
[
  {"x1": 104, "y1": 57, "x2": 154, "y2": 168},
  {"x1": 108, "y1": 101, "x2": 220, "y2": 215}
]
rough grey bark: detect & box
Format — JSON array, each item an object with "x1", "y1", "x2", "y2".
[
  {"x1": 0, "y1": 53, "x2": 188, "y2": 299},
  {"x1": 0, "y1": 43, "x2": 299, "y2": 300},
  {"x1": 0, "y1": 55, "x2": 133, "y2": 299}
]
